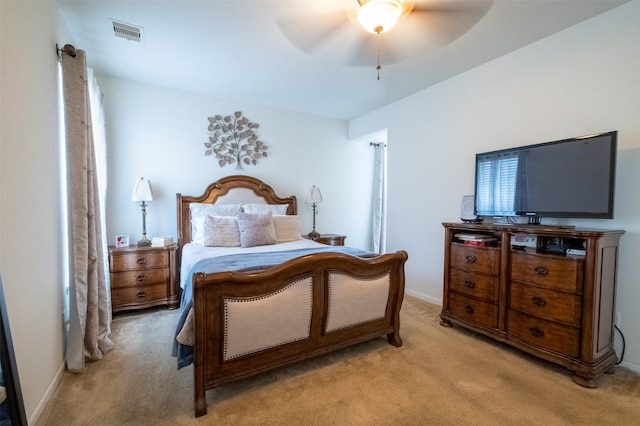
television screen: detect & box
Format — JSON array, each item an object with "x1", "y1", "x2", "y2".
[{"x1": 474, "y1": 131, "x2": 617, "y2": 219}]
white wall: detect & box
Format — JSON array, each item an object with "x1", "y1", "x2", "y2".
[
  {"x1": 349, "y1": 2, "x2": 640, "y2": 371},
  {"x1": 0, "y1": 1, "x2": 72, "y2": 422},
  {"x1": 97, "y1": 75, "x2": 376, "y2": 251}
]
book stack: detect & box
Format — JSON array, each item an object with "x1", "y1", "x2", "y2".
[
  {"x1": 151, "y1": 236, "x2": 174, "y2": 247},
  {"x1": 566, "y1": 248, "x2": 586, "y2": 256},
  {"x1": 455, "y1": 233, "x2": 498, "y2": 246}
]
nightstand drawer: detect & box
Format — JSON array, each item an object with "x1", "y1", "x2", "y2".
[
  {"x1": 110, "y1": 250, "x2": 168, "y2": 271},
  {"x1": 110, "y1": 267, "x2": 169, "y2": 289},
  {"x1": 111, "y1": 283, "x2": 168, "y2": 307}
]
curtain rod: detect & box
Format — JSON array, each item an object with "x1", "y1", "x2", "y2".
[{"x1": 56, "y1": 43, "x2": 77, "y2": 59}]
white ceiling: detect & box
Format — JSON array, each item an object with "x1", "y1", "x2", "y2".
[{"x1": 56, "y1": 0, "x2": 628, "y2": 121}]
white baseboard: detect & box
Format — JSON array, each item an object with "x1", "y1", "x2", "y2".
[
  {"x1": 617, "y1": 359, "x2": 640, "y2": 374},
  {"x1": 405, "y1": 289, "x2": 441, "y2": 306},
  {"x1": 28, "y1": 360, "x2": 66, "y2": 426}
]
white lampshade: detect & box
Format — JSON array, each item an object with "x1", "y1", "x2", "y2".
[
  {"x1": 131, "y1": 177, "x2": 155, "y2": 202},
  {"x1": 306, "y1": 185, "x2": 323, "y2": 204},
  {"x1": 357, "y1": 0, "x2": 403, "y2": 34}
]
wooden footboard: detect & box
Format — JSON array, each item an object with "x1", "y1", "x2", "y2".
[{"x1": 191, "y1": 250, "x2": 408, "y2": 417}]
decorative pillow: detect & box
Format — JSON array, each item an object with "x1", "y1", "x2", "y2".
[
  {"x1": 190, "y1": 203, "x2": 242, "y2": 244},
  {"x1": 203, "y1": 216, "x2": 241, "y2": 247},
  {"x1": 242, "y1": 203, "x2": 288, "y2": 215},
  {"x1": 273, "y1": 215, "x2": 302, "y2": 242},
  {"x1": 236, "y1": 212, "x2": 277, "y2": 248}
]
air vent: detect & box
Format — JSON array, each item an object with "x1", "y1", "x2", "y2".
[{"x1": 112, "y1": 21, "x2": 142, "y2": 42}]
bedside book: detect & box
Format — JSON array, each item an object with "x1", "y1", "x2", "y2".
[{"x1": 151, "y1": 236, "x2": 174, "y2": 247}]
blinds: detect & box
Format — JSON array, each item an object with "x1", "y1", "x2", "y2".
[{"x1": 476, "y1": 153, "x2": 519, "y2": 215}]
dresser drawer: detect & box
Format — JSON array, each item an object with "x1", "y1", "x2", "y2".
[
  {"x1": 510, "y1": 252, "x2": 583, "y2": 292},
  {"x1": 111, "y1": 283, "x2": 167, "y2": 307},
  {"x1": 110, "y1": 267, "x2": 169, "y2": 289},
  {"x1": 448, "y1": 292, "x2": 498, "y2": 329},
  {"x1": 450, "y1": 244, "x2": 500, "y2": 275},
  {"x1": 110, "y1": 250, "x2": 168, "y2": 271},
  {"x1": 450, "y1": 268, "x2": 499, "y2": 302},
  {"x1": 509, "y1": 281, "x2": 582, "y2": 326},
  {"x1": 507, "y1": 309, "x2": 579, "y2": 358}
]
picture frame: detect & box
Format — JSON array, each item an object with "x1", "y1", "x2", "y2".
[{"x1": 115, "y1": 235, "x2": 129, "y2": 248}]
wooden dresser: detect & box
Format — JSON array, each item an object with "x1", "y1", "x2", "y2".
[
  {"x1": 440, "y1": 223, "x2": 624, "y2": 387},
  {"x1": 108, "y1": 244, "x2": 179, "y2": 313}
]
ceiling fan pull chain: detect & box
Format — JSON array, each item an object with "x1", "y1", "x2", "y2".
[{"x1": 376, "y1": 30, "x2": 381, "y2": 81}]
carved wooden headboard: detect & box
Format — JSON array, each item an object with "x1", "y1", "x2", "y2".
[{"x1": 176, "y1": 175, "x2": 297, "y2": 253}]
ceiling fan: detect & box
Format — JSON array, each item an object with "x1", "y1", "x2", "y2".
[{"x1": 277, "y1": 0, "x2": 494, "y2": 77}]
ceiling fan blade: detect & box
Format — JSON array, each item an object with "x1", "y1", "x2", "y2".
[
  {"x1": 276, "y1": 6, "x2": 355, "y2": 55},
  {"x1": 404, "y1": 0, "x2": 495, "y2": 48}
]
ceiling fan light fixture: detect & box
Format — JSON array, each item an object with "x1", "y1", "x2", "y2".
[{"x1": 357, "y1": 0, "x2": 404, "y2": 34}]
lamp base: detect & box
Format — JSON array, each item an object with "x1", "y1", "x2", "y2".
[
  {"x1": 138, "y1": 235, "x2": 152, "y2": 247},
  {"x1": 307, "y1": 230, "x2": 320, "y2": 239}
]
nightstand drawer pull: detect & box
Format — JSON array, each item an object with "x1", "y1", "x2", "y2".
[
  {"x1": 534, "y1": 265, "x2": 548, "y2": 276},
  {"x1": 136, "y1": 291, "x2": 147, "y2": 298},
  {"x1": 136, "y1": 258, "x2": 147, "y2": 265},
  {"x1": 465, "y1": 255, "x2": 477, "y2": 264},
  {"x1": 529, "y1": 326, "x2": 544, "y2": 337},
  {"x1": 531, "y1": 296, "x2": 546, "y2": 306},
  {"x1": 136, "y1": 274, "x2": 146, "y2": 282},
  {"x1": 465, "y1": 305, "x2": 475, "y2": 314},
  {"x1": 464, "y1": 280, "x2": 476, "y2": 289}
]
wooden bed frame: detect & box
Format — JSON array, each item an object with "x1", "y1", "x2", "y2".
[{"x1": 176, "y1": 175, "x2": 408, "y2": 417}]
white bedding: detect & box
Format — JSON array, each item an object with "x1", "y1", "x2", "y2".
[{"x1": 180, "y1": 239, "x2": 326, "y2": 289}]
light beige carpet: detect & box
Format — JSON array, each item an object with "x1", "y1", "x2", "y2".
[{"x1": 36, "y1": 297, "x2": 640, "y2": 425}]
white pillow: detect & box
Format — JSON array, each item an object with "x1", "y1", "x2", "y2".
[
  {"x1": 273, "y1": 215, "x2": 302, "y2": 242},
  {"x1": 203, "y1": 216, "x2": 240, "y2": 247},
  {"x1": 236, "y1": 212, "x2": 277, "y2": 248},
  {"x1": 190, "y1": 203, "x2": 242, "y2": 244},
  {"x1": 242, "y1": 203, "x2": 288, "y2": 215}
]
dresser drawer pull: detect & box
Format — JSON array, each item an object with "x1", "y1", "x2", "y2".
[
  {"x1": 531, "y1": 296, "x2": 546, "y2": 306},
  {"x1": 464, "y1": 280, "x2": 476, "y2": 289},
  {"x1": 464, "y1": 255, "x2": 477, "y2": 264},
  {"x1": 136, "y1": 291, "x2": 147, "y2": 299},
  {"x1": 529, "y1": 326, "x2": 544, "y2": 338},
  {"x1": 136, "y1": 274, "x2": 146, "y2": 282},
  {"x1": 534, "y1": 265, "x2": 548, "y2": 276},
  {"x1": 465, "y1": 305, "x2": 475, "y2": 314}
]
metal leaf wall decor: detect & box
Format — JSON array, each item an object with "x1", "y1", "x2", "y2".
[{"x1": 204, "y1": 111, "x2": 268, "y2": 170}]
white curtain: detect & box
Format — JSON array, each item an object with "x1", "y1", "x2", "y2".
[
  {"x1": 61, "y1": 48, "x2": 113, "y2": 372},
  {"x1": 371, "y1": 142, "x2": 387, "y2": 254},
  {"x1": 87, "y1": 68, "x2": 111, "y2": 316}
]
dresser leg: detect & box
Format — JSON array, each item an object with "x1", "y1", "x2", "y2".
[
  {"x1": 439, "y1": 316, "x2": 453, "y2": 327},
  {"x1": 572, "y1": 373, "x2": 597, "y2": 388}
]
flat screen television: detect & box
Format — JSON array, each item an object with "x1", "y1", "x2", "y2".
[{"x1": 474, "y1": 131, "x2": 617, "y2": 221}]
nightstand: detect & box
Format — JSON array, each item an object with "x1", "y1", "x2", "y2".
[
  {"x1": 306, "y1": 234, "x2": 346, "y2": 246},
  {"x1": 108, "y1": 243, "x2": 178, "y2": 313}
]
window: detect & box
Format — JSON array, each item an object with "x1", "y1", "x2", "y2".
[{"x1": 475, "y1": 153, "x2": 519, "y2": 216}]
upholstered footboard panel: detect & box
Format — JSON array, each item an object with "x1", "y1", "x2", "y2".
[
  {"x1": 223, "y1": 277, "x2": 313, "y2": 361},
  {"x1": 192, "y1": 250, "x2": 408, "y2": 417},
  {"x1": 326, "y1": 272, "x2": 390, "y2": 333}
]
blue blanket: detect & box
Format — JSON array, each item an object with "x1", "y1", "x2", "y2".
[{"x1": 172, "y1": 246, "x2": 370, "y2": 369}]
